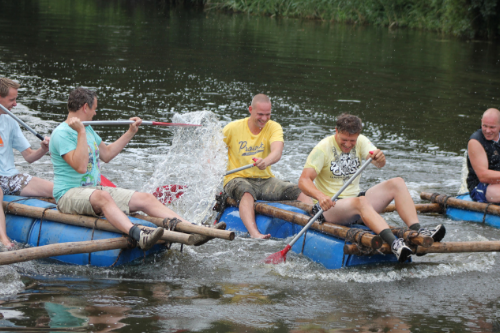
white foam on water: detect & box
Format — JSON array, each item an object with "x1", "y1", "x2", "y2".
[
  {"x1": 0, "y1": 266, "x2": 25, "y2": 295},
  {"x1": 143, "y1": 111, "x2": 228, "y2": 224},
  {"x1": 271, "y1": 235, "x2": 496, "y2": 283}
]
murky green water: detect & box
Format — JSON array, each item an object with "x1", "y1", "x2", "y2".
[{"x1": 1, "y1": 0, "x2": 500, "y2": 332}]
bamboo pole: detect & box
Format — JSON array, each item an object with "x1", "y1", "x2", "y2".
[
  {"x1": 385, "y1": 203, "x2": 443, "y2": 213},
  {"x1": 226, "y1": 198, "x2": 383, "y2": 249},
  {"x1": 269, "y1": 201, "x2": 313, "y2": 214},
  {"x1": 0, "y1": 238, "x2": 130, "y2": 266},
  {"x1": 421, "y1": 192, "x2": 500, "y2": 216},
  {"x1": 390, "y1": 228, "x2": 434, "y2": 247},
  {"x1": 344, "y1": 240, "x2": 500, "y2": 255},
  {"x1": 3, "y1": 201, "x2": 195, "y2": 245},
  {"x1": 266, "y1": 200, "x2": 443, "y2": 215},
  {"x1": 226, "y1": 198, "x2": 435, "y2": 249},
  {"x1": 130, "y1": 214, "x2": 235, "y2": 241},
  {"x1": 191, "y1": 222, "x2": 227, "y2": 246}
]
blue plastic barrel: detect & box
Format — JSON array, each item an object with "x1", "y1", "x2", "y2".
[
  {"x1": 4, "y1": 195, "x2": 165, "y2": 266},
  {"x1": 220, "y1": 202, "x2": 398, "y2": 269}
]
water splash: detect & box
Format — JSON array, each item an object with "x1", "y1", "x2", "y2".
[
  {"x1": 143, "y1": 111, "x2": 228, "y2": 225},
  {"x1": 0, "y1": 266, "x2": 25, "y2": 295},
  {"x1": 271, "y1": 235, "x2": 497, "y2": 283}
]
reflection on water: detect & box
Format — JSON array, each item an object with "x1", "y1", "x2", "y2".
[{"x1": 1, "y1": 0, "x2": 500, "y2": 332}]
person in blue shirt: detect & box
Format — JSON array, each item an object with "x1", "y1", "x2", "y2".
[
  {"x1": 0, "y1": 77, "x2": 53, "y2": 250},
  {"x1": 50, "y1": 87, "x2": 191, "y2": 251}
]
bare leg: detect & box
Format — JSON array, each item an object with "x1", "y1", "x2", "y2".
[
  {"x1": 364, "y1": 177, "x2": 419, "y2": 228},
  {"x1": 239, "y1": 192, "x2": 270, "y2": 239},
  {"x1": 89, "y1": 190, "x2": 134, "y2": 235},
  {"x1": 323, "y1": 196, "x2": 392, "y2": 234},
  {"x1": 297, "y1": 192, "x2": 313, "y2": 205},
  {"x1": 20, "y1": 177, "x2": 54, "y2": 198},
  {"x1": 485, "y1": 184, "x2": 500, "y2": 203},
  {"x1": 0, "y1": 191, "x2": 14, "y2": 248},
  {"x1": 128, "y1": 192, "x2": 191, "y2": 224}
]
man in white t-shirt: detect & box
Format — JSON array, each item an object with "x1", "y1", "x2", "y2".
[
  {"x1": 0, "y1": 77, "x2": 53, "y2": 249},
  {"x1": 298, "y1": 113, "x2": 445, "y2": 262}
]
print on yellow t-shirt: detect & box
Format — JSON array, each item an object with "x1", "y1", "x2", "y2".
[{"x1": 222, "y1": 117, "x2": 284, "y2": 186}]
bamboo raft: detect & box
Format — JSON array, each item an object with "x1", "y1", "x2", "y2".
[
  {"x1": 420, "y1": 192, "x2": 500, "y2": 228},
  {"x1": 219, "y1": 198, "x2": 500, "y2": 269},
  {"x1": 2, "y1": 195, "x2": 234, "y2": 266}
]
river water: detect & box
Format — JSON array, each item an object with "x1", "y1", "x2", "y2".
[{"x1": 1, "y1": 0, "x2": 500, "y2": 332}]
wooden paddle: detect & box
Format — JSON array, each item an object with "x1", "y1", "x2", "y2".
[{"x1": 264, "y1": 155, "x2": 374, "y2": 264}]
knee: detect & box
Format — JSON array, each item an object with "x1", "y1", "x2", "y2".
[
  {"x1": 352, "y1": 196, "x2": 367, "y2": 210},
  {"x1": 388, "y1": 177, "x2": 407, "y2": 190},
  {"x1": 91, "y1": 190, "x2": 113, "y2": 206},
  {"x1": 241, "y1": 193, "x2": 254, "y2": 201}
]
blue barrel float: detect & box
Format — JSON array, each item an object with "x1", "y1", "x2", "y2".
[
  {"x1": 445, "y1": 193, "x2": 500, "y2": 228},
  {"x1": 4, "y1": 195, "x2": 165, "y2": 266},
  {"x1": 219, "y1": 202, "x2": 399, "y2": 269}
]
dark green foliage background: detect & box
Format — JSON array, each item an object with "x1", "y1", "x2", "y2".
[{"x1": 199, "y1": 0, "x2": 500, "y2": 39}]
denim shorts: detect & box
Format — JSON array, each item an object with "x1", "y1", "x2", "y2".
[{"x1": 470, "y1": 182, "x2": 488, "y2": 203}]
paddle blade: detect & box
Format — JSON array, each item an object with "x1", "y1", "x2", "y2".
[
  {"x1": 153, "y1": 185, "x2": 186, "y2": 204},
  {"x1": 264, "y1": 244, "x2": 292, "y2": 264},
  {"x1": 100, "y1": 175, "x2": 116, "y2": 187}
]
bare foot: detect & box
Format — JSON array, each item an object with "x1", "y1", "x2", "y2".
[
  {"x1": 250, "y1": 233, "x2": 271, "y2": 239},
  {"x1": 1, "y1": 241, "x2": 15, "y2": 251}
]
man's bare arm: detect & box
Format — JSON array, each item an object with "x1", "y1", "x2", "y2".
[
  {"x1": 298, "y1": 168, "x2": 335, "y2": 211},
  {"x1": 253, "y1": 141, "x2": 284, "y2": 170},
  {"x1": 62, "y1": 118, "x2": 89, "y2": 174},
  {"x1": 468, "y1": 139, "x2": 500, "y2": 184},
  {"x1": 99, "y1": 117, "x2": 142, "y2": 163},
  {"x1": 20, "y1": 136, "x2": 50, "y2": 164}
]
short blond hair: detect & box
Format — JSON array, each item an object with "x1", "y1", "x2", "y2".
[
  {"x1": 251, "y1": 94, "x2": 270, "y2": 108},
  {"x1": 0, "y1": 78, "x2": 20, "y2": 98}
]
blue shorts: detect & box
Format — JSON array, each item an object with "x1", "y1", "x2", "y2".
[{"x1": 470, "y1": 182, "x2": 489, "y2": 203}]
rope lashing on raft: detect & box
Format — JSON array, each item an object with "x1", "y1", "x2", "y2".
[
  {"x1": 88, "y1": 217, "x2": 100, "y2": 264},
  {"x1": 301, "y1": 229, "x2": 308, "y2": 254},
  {"x1": 430, "y1": 192, "x2": 495, "y2": 223},
  {"x1": 35, "y1": 206, "x2": 57, "y2": 247},
  {"x1": 393, "y1": 227, "x2": 420, "y2": 254},
  {"x1": 311, "y1": 203, "x2": 326, "y2": 224},
  {"x1": 212, "y1": 192, "x2": 229, "y2": 225},
  {"x1": 163, "y1": 217, "x2": 183, "y2": 252},
  {"x1": 110, "y1": 235, "x2": 137, "y2": 267},
  {"x1": 5, "y1": 197, "x2": 58, "y2": 247},
  {"x1": 483, "y1": 203, "x2": 493, "y2": 223},
  {"x1": 344, "y1": 228, "x2": 375, "y2": 255},
  {"x1": 430, "y1": 192, "x2": 452, "y2": 209}
]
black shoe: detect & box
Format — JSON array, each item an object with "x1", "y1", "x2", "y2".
[
  {"x1": 418, "y1": 224, "x2": 446, "y2": 242},
  {"x1": 391, "y1": 238, "x2": 413, "y2": 263}
]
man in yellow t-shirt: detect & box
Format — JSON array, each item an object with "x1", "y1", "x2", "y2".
[
  {"x1": 299, "y1": 113, "x2": 446, "y2": 262},
  {"x1": 223, "y1": 94, "x2": 312, "y2": 239}
]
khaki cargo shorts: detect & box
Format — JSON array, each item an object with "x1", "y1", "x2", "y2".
[
  {"x1": 224, "y1": 177, "x2": 302, "y2": 202},
  {"x1": 57, "y1": 186, "x2": 135, "y2": 216},
  {"x1": 0, "y1": 173, "x2": 33, "y2": 195}
]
